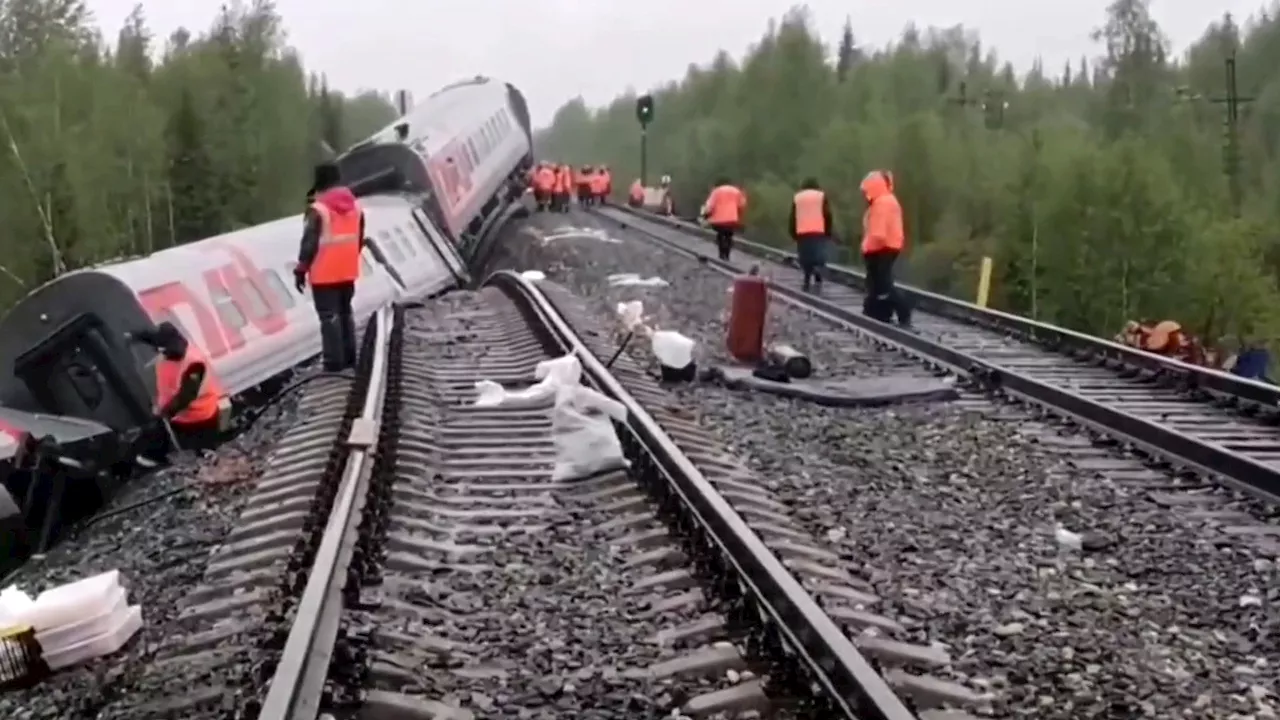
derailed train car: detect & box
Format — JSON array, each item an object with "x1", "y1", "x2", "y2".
[{"x1": 0, "y1": 76, "x2": 534, "y2": 565}]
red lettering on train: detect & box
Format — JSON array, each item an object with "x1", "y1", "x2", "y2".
[
  {"x1": 214, "y1": 243, "x2": 289, "y2": 336},
  {"x1": 138, "y1": 281, "x2": 230, "y2": 359},
  {"x1": 137, "y1": 247, "x2": 292, "y2": 360},
  {"x1": 200, "y1": 267, "x2": 247, "y2": 353}
]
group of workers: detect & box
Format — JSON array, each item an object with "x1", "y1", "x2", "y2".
[
  {"x1": 130, "y1": 161, "x2": 370, "y2": 451},
  {"x1": 698, "y1": 169, "x2": 910, "y2": 327},
  {"x1": 530, "y1": 162, "x2": 612, "y2": 212}
]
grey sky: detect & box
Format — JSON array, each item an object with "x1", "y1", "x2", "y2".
[{"x1": 91, "y1": 0, "x2": 1261, "y2": 127}]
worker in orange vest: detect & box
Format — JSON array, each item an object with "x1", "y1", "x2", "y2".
[
  {"x1": 701, "y1": 178, "x2": 747, "y2": 260},
  {"x1": 532, "y1": 163, "x2": 556, "y2": 211},
  {"x1": 129, "y1": 321, "x2": 228, "y2": 448},
  {"x1": 296, "y1": 162, "x2": 366, "y2": 371},
  {"x1": 589, "y1": 166, "x2": 609, "y2": 204},
  {"x1": 860, "y1": 169, "x2": 910, "y2": 326},
  {"x1": 790, "y1": 178, "x2": 832, "y2": 292},
  {"x1": 551, "y1": 164, "x2": 569, "y2": 212},
  {"x1": 600, "y1": 166, "x2": 612, "y2": 199},
  {"x1": 576, "y1": 166, "x2": 593, "y2": 206},
  {"x1": 628, "y1": 179, "x2": 645, "y2": 207}
]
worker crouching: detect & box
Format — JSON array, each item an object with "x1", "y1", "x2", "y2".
[
  {"x1": 790, "y1": 178, "x2": 832, "y2": 292},
  {"x1": 131, "y1": 322, "x2": 229, "y2": 451}
]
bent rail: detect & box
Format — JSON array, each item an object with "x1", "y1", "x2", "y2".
[
  {"x1": 257, "y1": 303, "x2": 394, "y2": 720},
  {"x1": 490, "y1": 270, "x2": 917, "y2": 720}
]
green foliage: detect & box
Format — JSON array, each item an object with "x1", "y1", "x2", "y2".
[
  {"x1": 536, "y1": 2, "x2": 1280, "y2": 352},
  {"x1": 0, "y1": 0, "x2": 397, "y2": 307}
]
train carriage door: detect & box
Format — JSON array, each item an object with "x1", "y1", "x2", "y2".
[{"x1": 12, "y1": 313, "x2": 153, "y2": 432}]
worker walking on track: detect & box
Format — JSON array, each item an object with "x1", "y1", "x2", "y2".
[
  {"x1": 296, "y1": 162, "x2": 365, "y2": 372},
  {"x1": 129, "y1": 321, "x2": 227, "y2": 449},
  {"x1": 860, "y1": 169, "x2": 910, "y2": 326},
  {"x1": 533, "y1": 163, "x2": 555, "y2": 211},
  {"x1": 589, "y1": 166, "x2": 609, "y2": 205},
  {"x1": 553, "y1": 164, "x2": 572, "y2": 212},
  {"x1": 576, "y1": 166, "x2": 593, "y2": 206},
  {"x1": 790, "y1": 178, "x2": 832, "y2": 292},
  {"x1": 701, "y1": 179, "x2": 746, "y2": 261}
]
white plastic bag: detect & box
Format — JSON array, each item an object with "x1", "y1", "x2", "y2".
[
  {"x1": 617, "y1": 301, "x2": 646, "y2": 333},
  {"x1": 472, "y1": 355, "x2": 581, "y2": 408},
  {"x1": 651, "y1": 330, "x2": 695, "y2": 369},
  {"x1": 608, "y1": 273, "x2": 668, "y2": 287},
  {"x1": 471, "y1": 355, "x2": 630, "y2": 481},
  {"x1": 551, "y1": 385, "x2": 629, "y2": 482}
]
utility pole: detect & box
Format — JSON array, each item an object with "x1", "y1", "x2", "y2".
[
  {"x1": 952, "y1": 81, "x2": 1040, "y2": 317},
  {"x1": 635, "y1": 94, "x2": 654, "y2": 186},
  {"x1": 1214, "y1": 55, "x2": 1252, "y2": 217},
  {"x1": 1177, "y1": 54, "x2": 1254, "y2": 216}
]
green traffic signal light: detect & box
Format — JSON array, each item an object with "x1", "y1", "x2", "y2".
[{"x1": 636, "y1": 95, "x2": 654, "y2": 125}]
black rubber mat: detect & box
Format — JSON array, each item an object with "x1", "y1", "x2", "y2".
[{"x1": 709, "y1": 366, "x2": 959, "y2": 407}]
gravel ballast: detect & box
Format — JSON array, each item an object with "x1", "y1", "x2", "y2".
[
  {"x1": 0, "y1": 374, "x2": 312, "y2": 719},
  {"x1": 489, "y1": 208, "x2": 1280, "y2": 719}
]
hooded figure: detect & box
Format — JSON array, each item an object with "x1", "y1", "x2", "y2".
[
  {"x1": 859, "y1": 170, "x2": 910, "y2": 326},
  {"x1": 297, "y1": 162, "x2": 366, "y2": 371}
]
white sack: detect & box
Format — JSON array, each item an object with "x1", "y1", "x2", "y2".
[
  {"x1": 550, "y1": 384, "x2": 629, "y2": 482},
  {"x1": 608, "y1": 273, "x2": 669, "y2": 287},
  {"x1": 472, "y1": 355, "x2": 629, "y2": 481},
  {"x1": 616, "y1": 301, "x2": 646, "y2": 333},
  {"x1": 651, "y1": 330, "x2": 695, "y2": 369}
]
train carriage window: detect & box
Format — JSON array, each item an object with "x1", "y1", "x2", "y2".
[
  {"x1": 405, "y1": 222, "x2": 435, "y2": 254},
  {"x1": 262, "y1": 270, "x2": 297, "y2": 309},
  {"x1": 211, "y1": 290, "x2": 247, "y2": 331},
  {"x1": 237, "y1": 278, "x2": 272, "y2": 320},
  {"x1": 393, "y1": 227, "x2": 418, "y2": 256},
  {"x1": 377, "y1": 231, "x2": 406, "y2": 263}
]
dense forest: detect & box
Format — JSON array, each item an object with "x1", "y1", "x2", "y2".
[
  {"x1": 536, "y1": 0, "x2": 1280, "y2": 353},
  {"x1": 0, "y1": 0, "x2": 396, "y2": 308}
]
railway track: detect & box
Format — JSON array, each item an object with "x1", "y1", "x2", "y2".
[
  {"x1": 89, "y1": 272, "x2": 979, "y2": 720},
  {"x1": 498, "y1": 208, "x2": 1280, "y2": 718},
  {"x1": 591, "y1": 206, "x2": 1280, "y2": 537}
]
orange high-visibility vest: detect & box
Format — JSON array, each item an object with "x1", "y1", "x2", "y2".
[
  {"x1": 156, "y1": 347, "x2": 224, "y2": 425},
  {"x1": 793, "y1": 189, "x2": 826, "y2": 235},
  {"x1": 310, "y1": 201, "x2": 362, "y2": 285},
  {"x1": 704, "y1": 185, "x2": 745, "y2": 225}
]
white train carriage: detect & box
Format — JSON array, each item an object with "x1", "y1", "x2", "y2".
[{"x1": 0, "y1": 75, "x2": 536, "y2": 458}]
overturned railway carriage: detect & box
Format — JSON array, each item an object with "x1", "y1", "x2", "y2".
[
  {"x1": 0, "y1": 75, "x2": 534, "y2": 565},
  {"x1": 341, "y1": 77, "x2": 533, "y2": 245}
]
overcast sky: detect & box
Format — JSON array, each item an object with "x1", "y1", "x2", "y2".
[{"x1": 90, "y1": 0, "x2": 1263, "y2": 127}]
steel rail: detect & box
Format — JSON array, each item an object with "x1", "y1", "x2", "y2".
[
  {"x1": 602, "y1": 204, "x2": 1280, "y2": 408},
  {"x1": 484, "y1": 269, "x2": 918, "y2": 720},
  {"x1": 257, "y1": 303, "x2": 394, "y2": 720},
  {"x1": 591, "y1": 206, "x2": 1280, "y2": 500}
]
